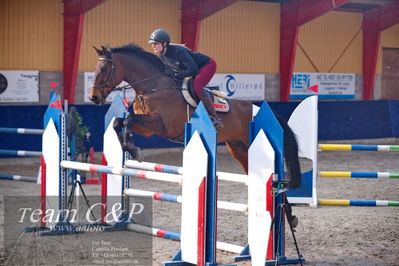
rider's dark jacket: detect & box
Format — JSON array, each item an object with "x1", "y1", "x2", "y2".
[{"x1": 160, "y1": 44, "x2": 210, "y2": 80}]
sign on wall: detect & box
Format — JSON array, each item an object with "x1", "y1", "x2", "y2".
[
  {"x1": 0, "y1": 71, "x2": 39, "y2": 103},
  {"x1": 84, "y1": 72, "x2": 135, "y2": 103},
  {"x1": 290, "y1": 72, "x2": 355, "y2": 100},
  {"x1": 209, "y1": 74, "x2": 265, "y2": 101}
]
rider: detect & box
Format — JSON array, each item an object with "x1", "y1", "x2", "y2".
[{"x1": 148, "y1": 28, "x2": 223, "y2": 129}]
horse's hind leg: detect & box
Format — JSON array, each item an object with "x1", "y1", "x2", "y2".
[{"x1": 225, "y1": 141, "x2": 249, "y2": 174}]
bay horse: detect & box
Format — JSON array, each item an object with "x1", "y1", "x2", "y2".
[{"x1": 89, "y1": 44, "x2": 301, "y2": 190}]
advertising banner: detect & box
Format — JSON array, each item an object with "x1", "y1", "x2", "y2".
[
  {"x1": 209, "y1": 74, "x2": 265, "y2": 101},
  {"x1": 0, "y1": 71, "x2": 39, "y2": 103},
  {"x1": 290, "y1": 72, "x2": 355, "y2": 99}
]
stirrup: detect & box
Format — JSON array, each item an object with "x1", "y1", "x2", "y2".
[{"x1": 210, "y1": 116, "x2": 224, "y2": 129}]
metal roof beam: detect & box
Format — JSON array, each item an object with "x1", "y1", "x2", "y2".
[
  {"x1": 362, "y1": 1, "x2": 399, "y2": 100},
  {"x1": 63, "y1": 0, "x2": 106, "y2": 104},
  {"x1": 380, "y1": 1, "x2": 399, "y2": 30},
  {"x1": 282, "y1": 0, "x2": 350, "y2": 27},
  {"x1": 279, "y1": 0, "x2": 350, "y2": 101}
]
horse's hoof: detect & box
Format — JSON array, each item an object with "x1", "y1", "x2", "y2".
[
  {"x1": 289, "y1": 215, "x2": 298, "y2": 228},
  {"x1": 125, "y1": 147, "x2": 142, "y2": 162},
  {"x1": 131, "y1": 147, "x2": 143, "y2": 162}
]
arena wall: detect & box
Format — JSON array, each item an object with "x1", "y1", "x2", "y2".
[{"x1": 1, "y1": 100, "x2": 399, "y2": 155}]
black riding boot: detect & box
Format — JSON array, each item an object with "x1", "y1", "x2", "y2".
[{"x1": 199, "y1": 93, "x2": 224, "y2": 129}]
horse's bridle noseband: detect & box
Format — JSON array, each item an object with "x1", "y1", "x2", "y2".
[{"x1": 91, "y1": 55, "x2": 115, "y2": 90}]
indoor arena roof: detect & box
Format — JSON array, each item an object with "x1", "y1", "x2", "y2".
[{"x1": 249, "y1": 0, "x2": 397, "y2": 12}]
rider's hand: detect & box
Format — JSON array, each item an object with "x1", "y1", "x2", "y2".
[
  {"x1": 164, "y1": 68, "x2": 184, "y2": 80},
  {"x1": 164, "y1": 68, "x2": 175, "y2": 77},
  {"x1": 174, "y1": 72, "x2": 185, "y2": 80}
]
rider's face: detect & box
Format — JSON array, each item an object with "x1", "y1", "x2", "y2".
[{"x1": 151, "y1": 42, "x2": 164, "y2": 53}]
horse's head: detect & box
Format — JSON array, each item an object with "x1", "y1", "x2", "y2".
[{"x1": 90, "y1": 46, "x2": 123, "y2": 105}]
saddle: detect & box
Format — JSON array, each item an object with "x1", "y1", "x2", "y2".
[{"x1": 180, "y1": 77, "x2": 230, "y2": 113}]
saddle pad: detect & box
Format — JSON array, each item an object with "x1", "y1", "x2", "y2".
[{"x1": 181, "y1": 78, "x2": 230, "y2": 113}]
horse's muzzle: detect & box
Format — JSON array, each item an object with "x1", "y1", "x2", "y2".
[{"x1": 89, "y1": 95, "x2": 104, "y2": 105}]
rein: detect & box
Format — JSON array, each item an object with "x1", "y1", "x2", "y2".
[
  {"x1": 131, "y1": 72, "x2": 164, "y2": 87},
  {"x1": 92, "y1": 51, "x2": 180, "y2": 100},
  {"x1": 93, "y1": 55, "x2": 172, "y2": 90}
]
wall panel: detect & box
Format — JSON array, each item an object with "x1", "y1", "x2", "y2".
[
  {"x1": 378, "y1": 23, "x2": 399, "y2": 74},
  {"x1": 80, "y1": 0, "x2": 181, "y2": 71},
  {"x1": 295, "y1": 11, "x2": 363, "y2": 74},
  {"x1": 200, "y1": 1, "x2": 280, "y2": 73},
  {"x1": 382, "y1": 24, "x2": 399, "y2": 48},
  {"x1": 0, "y1": 0, "x2": 63, "y2": 70}
]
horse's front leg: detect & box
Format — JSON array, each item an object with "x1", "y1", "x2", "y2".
[
  {"x1": 112, "y1": 116, "x2": 144, "y2": 161},
  {"x1": 124, "y1": 112, "x2": 168, "y2": 137},
  {"x1": 112, "y1": 117, "x2": 124, "y2": 146},
  {"x1": 114, "y1": 113, "x2": 167, "y2": 160}
]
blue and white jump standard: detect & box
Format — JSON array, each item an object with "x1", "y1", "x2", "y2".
[{"x1": 39, "y1": 94, "x2": 72, "y2": 233}]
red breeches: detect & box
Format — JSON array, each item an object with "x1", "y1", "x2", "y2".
[{"x1": 194, "y1": 57, "x2": 217, "y2": 97}]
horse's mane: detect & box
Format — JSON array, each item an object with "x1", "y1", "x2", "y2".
[{"x1": 111, "y1": 43, "x2": 165, "y2": 71}]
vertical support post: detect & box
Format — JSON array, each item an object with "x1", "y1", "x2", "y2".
[
  {"x1": 279, "y1": 25, "x2": 299, "y2": 102},
  {"x1": 184, "y1": 102, "x2": 217, "y2": 265},
  {"x1": 181, "y1": 0, "x2": 202, "y2": 51},
  {"x1": 41, "y1": 94, "x2": 63, "y2": 229},
  {"x1": 361, "y1": 1, "x2": 399, "y2": 100},
  {"x1": 63, "y1": 0, "x2": 106, "y2": 104},
  {"x1": 279, "y1": 0, "x2": 351, "y2": 101},
  {"x1": 250, "y1": 102, "x2": 285, "y2": 261},
  {"x1": 63, "y1": 8, "x2": 85, "y2": 104},
  {"x1": 181, "y1": 0, "x2": 238, "y2": 51},
  {"x1": 362, "y1": 7, "x2": 382, "y2": 100},
  {"x1": 102, "y1": 94, "x2": 127, "y2": 226}
]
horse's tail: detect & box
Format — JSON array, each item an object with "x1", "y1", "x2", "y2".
[{"x1": 274, "y1": 112, "x2": 301, "y2": 189}]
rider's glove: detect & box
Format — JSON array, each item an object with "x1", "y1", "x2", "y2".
[
  {"x1": 174, "y1": 72, "x2": 185, "y2": 80},
  {"x1": 164, "y1": 68, "x2": 175, "y2": 77}
]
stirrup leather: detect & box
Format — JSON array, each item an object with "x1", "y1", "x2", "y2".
[{"x1": 210, "y1": 116, "x2": 224, "y2": 129}]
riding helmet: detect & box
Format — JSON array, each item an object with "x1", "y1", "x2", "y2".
[{"x1": 148, "y1": 29, "x2": 171, "y2": 44}]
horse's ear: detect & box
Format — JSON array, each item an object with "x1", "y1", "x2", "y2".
[
  {"x1": 93, "y1": 46, "x2": 103, "y2": 56},
  {"x1": 101, "y1": 45, "x2": 111, "y2": 57}
]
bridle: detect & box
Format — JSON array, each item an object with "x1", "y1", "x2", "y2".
[
  {"x1": 91, "y1": 51, "x2": 171, "y2": 95},
  {"x1": 91, "y1": 54, "x2": 116, "y2": 90}
]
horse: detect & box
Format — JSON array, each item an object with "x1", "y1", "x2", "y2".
[{"x1": 89, "y1": 44, "x2": 301, "y2": 190}]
